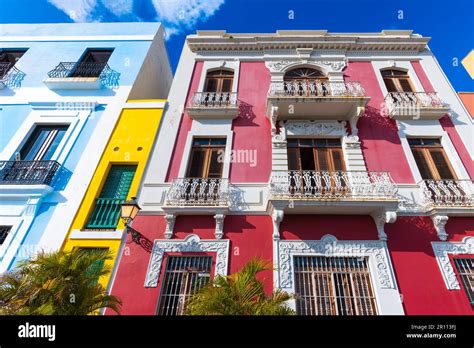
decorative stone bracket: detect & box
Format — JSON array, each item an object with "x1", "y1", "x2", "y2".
[
  {"x1": 214, "y1": 214, "x2": 225, "y2": 240},
  {"x1": 272, "y1": 208, "x2": 285, "y2": 240},
  {"x1": 431, "y1": 215, "x2": 449, "y2": 241},
  {"x1": 371, "y1": 211, "x2": 397, "y2": 241},
  {"x1": 164, "y1": 214, "x2": 176, "y2": 239}
]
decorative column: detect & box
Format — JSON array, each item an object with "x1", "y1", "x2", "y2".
[
  {"x1": 371, "y1": 211, "x2": 397, "y2": 241},
  {"x1": 272, "y1": 120, "x2": 288, "y2": 171},
  {"x1": 431, "y1": 215, "x2": 449, "y2": 241},
  {"x1": 214, "y1": 214, "x2": 225, "y2": 240},
  {"x1": 164, "y1": 214, "x2": 176, "y2": 239},
  {"x1": 342, "y1": 135, "x2": 367, "y2": 171}
]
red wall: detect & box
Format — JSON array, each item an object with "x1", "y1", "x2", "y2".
[
  {"x1": 107, "y1": 215, "x2": 273, "y2": 315},
  {"x1": 230, "y1": 62, "x2": 272, "y2": 182},
  {"x1": 344, "y1": 61, "x2": 416, "y2": 184},
  {"x1": 386, "y1": 216, "x2": 474, "y2": 315},
  {"x1": 411, "y1": 61, "x2": 473, "y2": 179},
  {"x1": 280, "y1": 215, "x2": 378, "y2": 240}
]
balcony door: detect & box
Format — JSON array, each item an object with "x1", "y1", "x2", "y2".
[
  {"x1": 187, "y1": 138, "x2": 226, "y2": 179},
  {"x1": 381, "y1": 69, "x2": 414, "y2": 93},
  {"x1": 204, "y1": 70, "x2": 233, "y2": 93},
  {"x1": 287, "y1": 138, "x2": 345, "y2": 195},
  {"x1": 408, "y1": 138, "x2": 456, "y2": 180},
  {"x1": 69, "y1": 48, "x2": 114, "y2": 78},
  {"x1": 283, "y1": 67, "x2": 327, "y2": 96},
  {"x1": 287, "y1": 138, "x2": 345, "y2": 172},
  {"x1": 86, "y1": 165, "x2": 137, "y2": 229},
  {"x1": 19, "y1": 125, "x2": 68, "y2": 161}
]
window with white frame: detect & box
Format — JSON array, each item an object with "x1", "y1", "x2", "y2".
[
  {"x1": 453, "y1": 257, "x2": 474, "y2": 308},
  {"x1": 294, "y1": 256, "x2": 377, "y2": 315},
  {"x1": 0, "y1": 226, "x2": 12, "y2": 245},
  {"x1": 157, "y1": 255, "x2": 213, "y2": 316}
]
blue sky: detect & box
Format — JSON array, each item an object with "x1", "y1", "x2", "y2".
[{"x1": 1, "y1": 0, "x2": 473, "y2": 91}]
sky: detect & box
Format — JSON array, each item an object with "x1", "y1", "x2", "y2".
[{"x1": 1, "y1": 0, "x2": 473, "y2": 91}]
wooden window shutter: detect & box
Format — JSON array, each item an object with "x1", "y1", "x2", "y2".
[
  {"x1": 429, "y1": 149, "x2": 456, "y2": 179},
  {"x1": 330, "y1": 149, "x2": 345, "y2": 171},
  {"x1": 411, "y1": 148, "x2": 435, "y2": 180},
  {"x1": 399, "y1": 79, "x2": 413, "y2": 92},
  {"x1": 383, "y1": 78, "x2": 398, "y2": 92},
  {"x1": 187, "y1": 148, "x2": 207, "y2": 178},
  {"x1": 287, "y1": 148, "x2": 300, "y2": 171},
  {"x1": 316, "y1": 148, "x2": 329, "y2": 171},
  {"x1": 207, "y1": 149, "x2": 224, "y2": 178}
]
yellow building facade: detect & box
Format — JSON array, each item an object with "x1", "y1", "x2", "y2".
[{"x1": 62, "y1": 100, "x2": 165, "y2": 288}]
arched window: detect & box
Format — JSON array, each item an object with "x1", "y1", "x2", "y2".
[
  {"x1": 381, "y1": 69, "x2": 414, "y2": 93},
  {"x1": 284, "y1": 67, "x2": 326, "y2": 81},
  {"x1": 204, "y1": 69, "x2": 234, "y2": 93},
  {"x1": 283, "y1": 67, "x2": 327, "y2": 96}
]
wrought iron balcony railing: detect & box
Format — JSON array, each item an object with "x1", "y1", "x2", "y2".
[
  {"x1": 420, "y1": 179, "x2": 473, "y2": 207},
  {"x1": 0, "y1": 62, "x2": 25, "y2": 88},
  {"x1": 385, "y1": 92, "x2": 448, "y2": 111},
  {"x1": 270, "y1": 171, "x2": 397, "y2": 200},
  {"x1": 0, "y1": 160, "x2": 60, "y2": 185},
  {"x1": 189, "y1": 92, "x2": 238, "y2": 108},
  {"x1": 165, "y1": 178, "x2": 230, "y2": 207},
  {"x1": 268, "y1": 80, "x2": 365, "y2": 98},
  {"x1": 85, "y1": 197, "x2": 123, "y2": 229},
  {"x1": 47, "y1": 62, "x2": 119, "y2": 87}
]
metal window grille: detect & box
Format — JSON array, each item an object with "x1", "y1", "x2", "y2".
[
  {"x1": 0, "y1": 226, "x2": 12, "y2": 245},
  {"x1": 157, "y1": 256, "x2": 213, "y2": 316},
  {"x1": 454, "y1": 258, "x2": 474, "y2": 308},
  {"x1": 294, "y1": 256, "x2": 377, "y2": 315}
]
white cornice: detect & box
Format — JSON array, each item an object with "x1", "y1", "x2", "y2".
[
  {"x1": 187, "y1": 30, "x2": 430, "y2": 53},
  {"x1": 0, "y1": 35, "x2": 156, "y2": 43}
]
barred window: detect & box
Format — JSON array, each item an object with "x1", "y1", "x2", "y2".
[
  {"x1": 157, "y1": 255, "x2": 213, "y2": 316},
  {"x1": 453, "y1": 258, "x2": 474, "y2": 308},
  {"x1": 294, "y1": 256, "x2": 377, "y2": 315}
]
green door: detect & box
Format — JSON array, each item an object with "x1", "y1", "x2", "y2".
[{"x1": 86, "y1": 165, "x2": 137, "y2": 229}]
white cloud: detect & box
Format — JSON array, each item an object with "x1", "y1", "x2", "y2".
[
  {"x1": 48, "y1": 0, "x2": 98, "y2": 22},
  {"x1": 47, "y1": 0, "x2": 225, "y2": 38}
]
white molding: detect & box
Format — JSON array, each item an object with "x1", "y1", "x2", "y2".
[
  {"x1": 432, "y1": 236, "x2": 474, "y2": 289},
  {"x1": 274, "y1": 235, "x2": 404, "y2": 314},
  {"x1": 284, "y1": 120, "x2": 346, "y2": 137},
  {"x1": 69, "y1": 229, "x2": 124, "y2": 240},
  {"x1": 144, "y1": 234, "x2": 230, "y2": 287},
  {"x1": 122, "y1": 101, "x2": 167, "y2": 109},
  {"x1": 0, "y1": 35, "x2": 156, "y2": 42}
]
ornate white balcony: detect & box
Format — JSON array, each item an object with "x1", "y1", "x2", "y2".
[
  {"x1": 269, "y1": 170, "x2": 398, "y2": 214},
  {"x1": 384, "y1": 92, "x2": 450, "y2": 120},
  {"x1": 267, "y1": 80, "x2": 369, "y2": 121},
  {"x1": 187, "y1": 92, "x2": 239, "y2": 119},
  {"x1": 164, "y1": 178, "x2": 230, "y2": 213},
  {"x1": 420, "y1": 179, "x2": 474, "y2": 215}
]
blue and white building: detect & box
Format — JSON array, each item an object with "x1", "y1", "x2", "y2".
[{"x1": 0, "y1": 23, "x2": 172, "y2": 272}]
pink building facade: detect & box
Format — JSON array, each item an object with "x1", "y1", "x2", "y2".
[{"x1": 107, "y1": 30, "x2": 474, "y2": 315}]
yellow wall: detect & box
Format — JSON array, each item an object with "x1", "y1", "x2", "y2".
[{"x1": 62, "y1": 100, "x2": 165, "y2": 288}]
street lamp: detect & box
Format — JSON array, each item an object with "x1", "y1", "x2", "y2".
[
  {"x1": 120, "y1": 197, "x2": 153, "y2": 253},
  {"x1": 120, "y1": 197, "x2": 141, "y2": 225}
]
